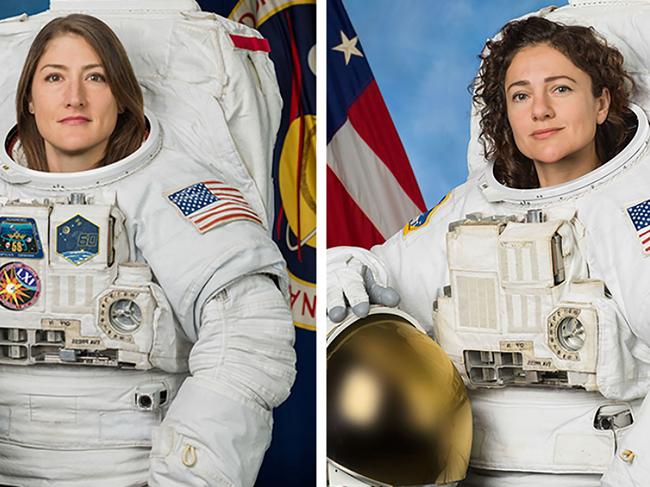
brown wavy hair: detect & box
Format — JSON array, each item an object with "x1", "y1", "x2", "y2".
[
  {"x1": 473, "y1": 16, "x2": 636, "y2": 189},
  {"x1": 16, "y1": 14, "x2": 145, "y2": 172}
]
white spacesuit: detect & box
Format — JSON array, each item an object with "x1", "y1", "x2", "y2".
[
  {"x1": 0, "y1": 1, "x2": 295, "y2": 486},
  {"x1": 328, "y1": 1, "x2": 650, "y2": 486}
]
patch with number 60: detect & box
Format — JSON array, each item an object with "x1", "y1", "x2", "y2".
[{"x1": 56, "y1": 215, "x2": 99, "y2": 265}]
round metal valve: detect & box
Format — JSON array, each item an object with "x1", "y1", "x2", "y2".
[
  {"x1": 109, "y1": 298, "x2": 142, "y2": 333},
  {"x1": 557, "y1": 316, "x2": 585, "y2": 352}
]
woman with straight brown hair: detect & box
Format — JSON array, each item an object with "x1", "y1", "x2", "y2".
[
  {"x1": 0, "y1": 11, "x2": 295, "y2": 487},
  {"x1": 15, "y1": 14, "x2": 146, "y2": 172}
]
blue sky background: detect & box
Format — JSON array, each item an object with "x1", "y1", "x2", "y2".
[{"x1": 344, "y1": 0, "x2": 568, "y2": 207}]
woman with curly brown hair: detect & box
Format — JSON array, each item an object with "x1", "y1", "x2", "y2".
[
  {"x1": 328, "y1": 13, "x2": 650, "y2": 487},
  {"x1": 474, "y1": 16, "x2": 637, "y2": 190}
]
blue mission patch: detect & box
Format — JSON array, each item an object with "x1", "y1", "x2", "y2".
[
  {"x1": 0, "y1": 217, "x2": 44, "y2": 259},
  {"x1": 403, "y1": 208, "x2": 435, "y2": 236},
  {"x1": 403, "y1": 192, "x2": 451, "y2": 237},
  {"x1": 56, "y1": 215, "x2": 99, "y2": 265}
]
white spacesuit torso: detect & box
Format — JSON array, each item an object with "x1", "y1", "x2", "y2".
[
  {"x1": 0, "y1": 110, "x2": 291, "y2": 487},
  {"x1": 330, "y1": 103, "x2": 650, "y2": 486},
  {"x1": 329, "y1": 1, "x2": 650, "y2": 486},
  {"x1": 0, "y1": 2, "x2": 296, "y2": 486}
]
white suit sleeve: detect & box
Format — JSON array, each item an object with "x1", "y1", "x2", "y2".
[
  {"x1": 148, "y1": 274, "x2": 296, "y2": 487},
  {"x1": 327, "y1": 185, "x2": 468, "y2": 333},
  {"x1": 370, "y1": 187, "x2": 465, "y2": 331}
]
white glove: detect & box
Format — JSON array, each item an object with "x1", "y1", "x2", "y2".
[{"x1": 327, "y1": 246, "x2": 400, "y2": 323}]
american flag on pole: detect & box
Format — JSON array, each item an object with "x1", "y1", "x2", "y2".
[
  {"x1": 327, "y1": 0, "x2": 426, "y2": 249},
  {"x1": 626, "y1": 199, "x2": 650, "y2": 254},
  {"x1": 167, "y1": 180, "x2": 262, "y2": 233}
]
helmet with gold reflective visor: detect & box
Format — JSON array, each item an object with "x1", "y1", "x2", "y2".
[{"x1": 327, "y1": 308, "x2": 472, "y2": 486}]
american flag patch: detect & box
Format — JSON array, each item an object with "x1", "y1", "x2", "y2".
[
  {"x1": 167, "y1": 181, "x2": 262, "y2": 233},
  {"x1": 626, "y1": 199, "x2": 650, "y2": 254}
]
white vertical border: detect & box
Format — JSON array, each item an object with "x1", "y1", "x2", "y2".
[{"x1": 316, "y1": 0, "x2": 327, "y2": 485}]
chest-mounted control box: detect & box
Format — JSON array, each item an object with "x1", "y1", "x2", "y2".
[
  {"x1": 0, "y1": 195, "x2": 177, "y2": 369},
  {"x1": 434, "y1": 210, "x2": 601, "y2": 391}
]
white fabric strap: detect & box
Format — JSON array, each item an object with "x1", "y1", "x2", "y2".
[
  {"x1": 469, "y1": 388, "x2": 642, "y2": 473},
  {"x1": 463, "y1": 468, "x2": 601, "y2": 487},
  {"x1": 0, "y1": 365, "x2": 186, "y2": 486}
]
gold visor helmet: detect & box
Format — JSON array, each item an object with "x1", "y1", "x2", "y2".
[{"x1": 327, "y1": 307, "x2": 472, "y2": 486}]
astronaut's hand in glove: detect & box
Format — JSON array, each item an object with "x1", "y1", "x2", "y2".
[{"x1": 327, "y1": 247, "x2": 400, "y2": 323}]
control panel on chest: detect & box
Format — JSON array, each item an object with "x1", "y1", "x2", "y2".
[{"x1": 0, "y1": 193, "x2": 168, "y2": 370}]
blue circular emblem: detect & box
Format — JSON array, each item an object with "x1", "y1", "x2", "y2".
[{"x1": 0, "y1": 262, "x2": 41, "y2": 311}]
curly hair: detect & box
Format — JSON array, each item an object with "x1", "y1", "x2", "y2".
[{"x1": 473, "y1": 16, "x2": 636, "y2": 189}]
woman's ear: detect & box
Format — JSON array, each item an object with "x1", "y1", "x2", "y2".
[
  {"x1": 28, "y1": 100, "x2": 34, "y2": 114},
  {"x1": 596, "y1": 87, "x2": 611, "y2": 125}
]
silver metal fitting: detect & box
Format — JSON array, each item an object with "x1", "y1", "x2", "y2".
[
  {"x1": 526, "y1": 209, "x2": 544, "y2": 223},
  {"x1": 69, "y1": 193, "x2": 87, "y2": 205},
  {"x1": 594, "y1": 405, "x2": 634, "y2": 431},
  {"x1": 134, "y1": 383, "x2": 169, "y2": 411}
]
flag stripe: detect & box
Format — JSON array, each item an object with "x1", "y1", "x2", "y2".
[
  {"x1": 348, "y1": 79, "x2": 426, "y2": 211},
  {"x1": 193, "y1": 207, "x2": 257, "y2": 223},
  {"x1": 204, "y1": 182, "x2": 248, "y2": 195},
  {"x1": 205, "y1": 186, "x2": 245, "y2": 195},
  {"x1": 328, "y1": 119, "x2": 422, "y2": 239},
  {"x1": 198, "y1": 213, "x2": 262, "y2": 232},
  {"x1": 327, "y1": 167, "x2": 385, "y2": 247},
  {"x1": 194, "y1": 203, "x2": 261, "y2": 224},
  {"x1": 191, "y1": 201, "x2": 260, "y2": 223},
  {"x1": 204, "y1": 191, "x2": 248, "y2": 204}
]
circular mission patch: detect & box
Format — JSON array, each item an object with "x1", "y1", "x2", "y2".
[{"x1": 0, "y1": 261, "x2": 41, "y2": 311}]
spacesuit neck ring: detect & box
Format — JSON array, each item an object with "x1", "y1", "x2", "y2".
[
  {"x1": 481, "y1": 103, "x2": 649, "y2": 205},
  {"x1": 0, "y1": 108, "x2": 162, "y2": 191}
]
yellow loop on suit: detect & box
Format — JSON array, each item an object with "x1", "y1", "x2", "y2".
[
  {"x1": 182, "y1": 444, "x2": 197, "y2": 467},
  {"x1": 620, "y1": 449, "x2": 635, "y2": 464}
]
